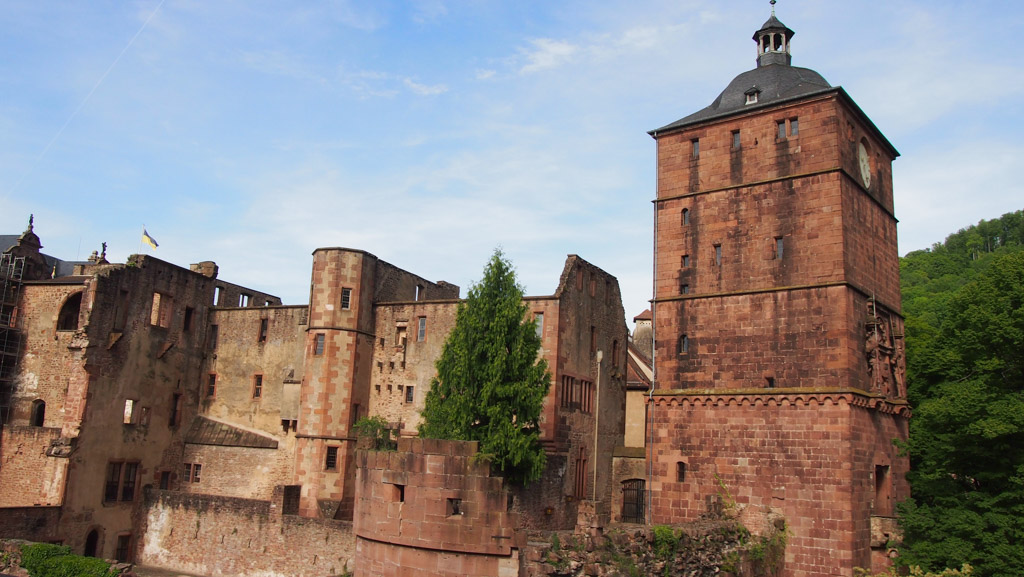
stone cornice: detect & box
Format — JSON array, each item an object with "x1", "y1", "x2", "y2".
[{"x1": 648, "y1": 388, "x2": 911, "y2": 417}]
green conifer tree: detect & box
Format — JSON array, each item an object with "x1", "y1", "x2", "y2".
[{"x1": 418, "y1": 249, "x2": 551, "y2": 484}]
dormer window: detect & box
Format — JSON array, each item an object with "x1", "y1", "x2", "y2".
[{"x1": 744, "y1": 87, "x2": 760, "y2": 105}]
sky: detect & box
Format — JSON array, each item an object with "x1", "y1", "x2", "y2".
[{"x1": 2, "y1": 1, "x2": 1022, "y2": 324}]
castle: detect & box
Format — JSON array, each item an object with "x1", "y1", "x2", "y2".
[{"x1": 0, "y1": 8, "x2": 908, "y2": 577}]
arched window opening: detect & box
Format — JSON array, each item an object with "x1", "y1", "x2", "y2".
[
  {"x1": 84, "y1": 529, "x2": 100, "y2": 557},
  {"x1": 57, "y1": 292, "x2": 83, "y2": 331},
  {"x1": 677, "y1": 334, "x2": 689, "y2": 355},
  {"x1": 30, "y1": 399, "x2": 45, "y2": 426}
]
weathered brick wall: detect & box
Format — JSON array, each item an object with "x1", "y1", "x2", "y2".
[
  {"x1": 370, "y1": 301, "x2": 458, "y2": 435},
  {"x1": 648, "y1": 393, "x2": 908, "y2": 577},
  {"x1": 0, "y1": 425, "x2": 65, "y2": 506},
  {"x1": 180, "y1": 443, "x2": 294, "y2": 501},
  {"x1": 353, "y1": 438, "x2": 520, "y2": 577},
  {"x1": 139, "y1": 488, "x2": 355, "y2": 577},
  {"x1": 0, "y1": 506, "x2": 61, "y2": 542},
  {"x1": 610, "y1": 449, "x2": 647, "y2": 523},
  {"x1": 202, "y1": 305, "x2": 307, "y2": 435},
  {"x1": 373, "y1": 259, "x2": 459, "y2": 303}
]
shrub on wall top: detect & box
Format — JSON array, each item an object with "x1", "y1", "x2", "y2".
[{"x1": 19, "y1": 543, "x2": 116, "y2": 577}]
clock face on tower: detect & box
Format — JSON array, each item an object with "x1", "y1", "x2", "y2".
[{"x1": 858, "y1": 141, "x2": 872, "y2": 188}]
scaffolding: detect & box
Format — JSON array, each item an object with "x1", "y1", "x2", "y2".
[{"x1": 0, "y1": 253, "x2": 25, "y2": 424}]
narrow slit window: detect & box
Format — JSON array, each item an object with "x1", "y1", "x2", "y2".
[
  {"x1": 258, "y1": 318, "x2": 268, "y2": 343},
  {"x1": 405, "y1": 385, "x2": 415, "y2": 404},
  {"x1": 681, "y1": 208, "x2": 690, "y2": 225},
  {"x1": 252, "y1": 375, "x2": 263, "y2": 399},
  {"x1": 676, "y1": 461, "x2": 687, "y2": 482},
  {"x1": 341, "y1": 288, "x2": 352, "y2": 310},
  {"x1": 790, "y1": 117, "x2": 799, "y2": 136},
  {"x1": 314, "y1": 333, "x2": 325, "y2": 355},
  {"x1": 777, "y1": 120, "x2": 787, "y2": 140},
  {"x1": 775, "y1": 237, "x2": 784, "y2": 259},
  {"x1": 534, "y1": 312, "x2": 544, "y2": 338},
  {"x1": 691, "y1": 138, "x2": 700, "y2": 159},
  {"x1": 682, "y1": 254, "x2": 690, "y2": 267},
  {"x1": 206, "y1": 374, "x2": 217, "y2": 398},
  {"x1": 714, "y1": 244, "x2": 722, "y2": 266},
  {"x1": 417, "y1": 317, "x2": 426, "y2": 342},
  {"x1": 678, "y1": 335, "x2": 689, "y2": 355},
  {"x1": 680, "y1": 284, "x2": 690, "y2": 295},
  {"x1": 732, "y1": 130, "x2": 741, "y2": 149}
]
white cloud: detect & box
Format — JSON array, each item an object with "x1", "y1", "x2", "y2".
[
  {"x1": 519, "y1": 38, "x2": 579, "y2": 74},
  {"x1": 475, "y1": 69, "x2": 496, "y2": 80},
  {"x1": 403, "y1": 78, "x2": 448, "y2": 96}
]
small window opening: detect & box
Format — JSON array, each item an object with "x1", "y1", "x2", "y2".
[
  {"x1": 325, "y1": 446, "x2": 339, "y2": 470},
  {"x1": 775, "y1": 237, "x2": 784, "y2": 260},
  {"x1": 714, "y1": 244, "x2": 722, "y2": 266},
  {"x1": 590, "y1": 326, "x2": 597, "y2": 356},
  {"x1": 414, "y1": 285, "x2": 422, "y2": 301},
  {"x1": 678, "y1": 335, "x2": 689, "y2": 355},
  {"x1": 417, "y1": 317, "x2": 426, "y2": 342},
  {"x1": 534, "y1": 312, "x2": 544, "y2": 338},
  {"x1": 314, "y1": 333, "x2": 325, "y2": 356},
  {"x1": 676, "y1": 461, "x2": 687, "y2": 482},
  {"x1": 213, "y1": 286, "x2": 222, "y2": 306},
  {"x1": 447, "y1": 498, "x2": 463, "y2": 516},
  {"x1": 777, "y1": 120, "x2": 787, "y2": 140},
  {"x1": 681, "y1": 208, "x2": 690, "y2": 225},
  {"x1": 790, "y1": 117, "x2": 799, "y2": 136},
  {"x1": 207, "y1": 324, "x2": 219, "y2": 350},
  {"x1": 282, "y1": 486, "x2": 301, "y2": 515},
  {"x1": 159, "y1": 471, "x2": 171, "y2": 490},
  {"x1": 123, "y1": 400, "x2": 136, "y2": 425},
  {"x1": 258, "y1": 318, "x2": 268, "y2": 343},
  {"x1": 150, "y1": 292, "x2": 173, "y2": 328},
  {"x1": 252, "y1": 375, "x2": 263, "y2": 398},
  {"x1": 341, "y1": 288, "x2": 352, "y2": 310},
  {"x1": 115, "y1": 534, "x2": 132, "y2": 563},
  {"x1": 169, "y1": 393, "x2": 182, "y2": 426},
  {"x1": 395, "y1": 484, "x2": 405, "y2": 502},
  {"x1": 239, "y1": 293, "x2": 251, "y2": 307},
  {"x1": 691, "y1": 138, "x2": 700, "y2": 159},
  {"x1": 183, "y1": 307, "x2": 194, "y2": 332},
  {"x1": 680, "y1": 284, "x2": 690, "y2": 295},
  {"x1": 732, "y1": 130, "x2": 741, "y2": 149},
  {"x1": 745, "y1": 92, "x2": 758, "y2": 105},
  {"x1": 682, "y1": 254, "x2": 690, "y2": 267},
  {"x1": 30, "y1": 399, "x2": 46, "y2": 426},
  {"x1": 405, "y1": 386, "x2": 415, "y2": 404},
  {"x1": 766, "y1": 377, "x2": 776, "y2": 389},
  {"x1": 206, "y1": 374, "x2": 217, "y2": 398}
]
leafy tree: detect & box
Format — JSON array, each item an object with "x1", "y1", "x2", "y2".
[
  {"x1": 898, "y1": 249, "x2": 1024, "y2": 576},
  {"x1": 418, "y1": 249, "x2": 551, "y2": 484}
]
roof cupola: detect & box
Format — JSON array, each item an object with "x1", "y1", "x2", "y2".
[{"x1": 754, "y1": 1, "x2": 794, "y2": 67}]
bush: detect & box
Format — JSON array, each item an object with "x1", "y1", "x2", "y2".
[
  {"x1": 352, "y1": 416, "x2": 397, "y2": 451},
  {"x1": 19, "y1": 543, "x2": 115, "y2": 577}
]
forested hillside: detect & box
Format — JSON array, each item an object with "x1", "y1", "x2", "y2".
[{"x1": 897, "y1": 210, "x2": 1024, "y2": 577}]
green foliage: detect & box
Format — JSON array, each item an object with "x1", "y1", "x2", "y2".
[
  {"x1": 652, "y1": 525, "x2": 679, "y2": 560},
  {"x1": 899, "y1": 211, "x2": 1024, "y2": 577},
  {"x1": 854, "y1": 564, "x2": 973, "y2": 577},
  {"x1": 352, "y1": 416, "x2": 397, "y2": 451},
  {"x1": 19, "y1": 543, "x2": 115, "y2": 577},
  {"x1": 418, "y1": 249, "x2": 551, "y2": 485}
]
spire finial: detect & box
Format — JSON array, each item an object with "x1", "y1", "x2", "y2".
[
  {"x1": 28, "y1": 214, "x2": 34, "y2": 231},
  {"x1": 770, "y1": 0, "x2": 776, "y2": 16}
]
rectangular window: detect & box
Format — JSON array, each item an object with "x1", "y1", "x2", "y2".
[
  {"x1": 414, "y1": 285, "x2": 422, "y2": 301},
  {"x1": 680, "y1": 284, "x2": 690, "y2": 295},
  {"x1": 777, "y1": 120, "x2": 786, "y2": 140},
  {"x1": 714, "y1": 244, "x2": 722, "y2": 266},
  {"x1": 258, "y1": 318, "x2": 268, "y2": 343},
  {"x1": 790, "y1": 117, "x2": 799, "y2": 136},
  {"x1": 732, "y1": 130, "x2": 741, "y2": 149},
  {"x1": 105, "y1": 462, "x2": 123, "y2": 502},
  {"x1": 766, "y1": 376, "x2": 776, "y2": 388},
  {"x1": 396, "y1": 326, "x2": 407, "y2": 347},
  {"x1": 681, "y1": 208, "x2": 690, "y2": 225},
  {"x1": 115, "y1": 534, "x2": 132, "y2": 563},
  {"x1": 682, "y1": 254, "x2": 690, "y2": 267},
  {"x1": 207, "y1": 324, "x2": 218, "y2": 350},
  {"x1": 775, "y1": 237, "x2": 784, "y2": 259},
  {"x1": 159, "y1": 471, "x2": 171, "y2": 490},
  {"x1": 341, "y1": 288, "x2": 352, "y2": 310},
  {"x1": 677, "y1": 461, "x2": 687, "y2": 482},
  {"x1": 314, "y1": 333, "x2": 325, "y2": 355},
  {"x1": 206, "y1": 374, "x2": 217, "y2": 398},
  {"x1": 239, "y1": 293, "x2": 251, "y2": 307},
  {"x1": 150, "y1": 292, "x2": 173, "y2": 328},
  {"x1": 189, "y1": 463, "x2": 202, "y2": 483},
  {"x1": 405, "y1": 385, "x2": 415, "y2": 404},
  {"x1": 104, "y1": 461, "x2": 140, "y2": 503},
  {"x1": 447, "y1": 498, "x2": 463, "y2": 516},
  {"x1": 121, "y1": 462, "x2": 138, "y2": 501},
  {"x1": 183, "y1": 307, "x2": 194, "y2": 332},
  {"x1": 213, "y1": 285, "x2": 222, "y2": 306},
  {"x1": 325, "y1": 446, "x2": 339, "y2": 471},
  {"x1": 252, "y1": 375, "x2": 263, "y2": 399},
  {"x1": 417, "y1": 317, "x2": 426, "y2": 342},
  {"x1": 123, "y1": 399, "x2": 136, "y2": 425},
  {"x1": 534, "y1": 312, "x2": 544, "y2": 338},
  {"x1": 169, "y1": 393, "x2": 182, "y2": 427},
  {"x1": 691, "y1": 138, "x2": 699, "y2": 159}
]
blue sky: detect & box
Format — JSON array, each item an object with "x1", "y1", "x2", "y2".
[{"x1": 2, "y1": 1, "x2": 1022, "y2": 322}]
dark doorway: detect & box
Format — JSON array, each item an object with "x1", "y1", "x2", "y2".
[
  {"x1": 84, "y1": 529, "x2": 99, "y2": 557},
  {"x1": 622, "y1": 479, "x2": 646, "y2": 523}
]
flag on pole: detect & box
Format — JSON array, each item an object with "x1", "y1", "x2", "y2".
[{"x1": 142, "y1": 229, "x2": 159, "y2": 249}]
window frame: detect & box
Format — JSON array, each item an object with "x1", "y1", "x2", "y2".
[
  {"x1": 341, "y1": 288, "x2": 352, "y2": 310},
  {"x1": 417, "y1": 317, "x2": 426, "y2": 342},
  {"x1": 252, "y1": 374, "x2": 263, "y2": 399}
]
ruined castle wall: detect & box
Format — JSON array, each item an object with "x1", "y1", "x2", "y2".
[
  {"x1": 353, "y1": 438, "x2": 520, "y2": 577},
  {"x1": 180, "y1": 443, "x2": 294, "y2": 501},
  {"x1": 0, "y1": 506, "x2": 61, "y2": 542},
  {"x1": 139, "y1": 489, "x2": 355, "y2": 577}
]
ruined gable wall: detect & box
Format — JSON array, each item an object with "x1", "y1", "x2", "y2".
[
  {"x1": 0, "y1": 425, "x2": 65, "y2": 507},
  {"x1": 57, "y1": 256, "x2": 216, "y2": 557}
]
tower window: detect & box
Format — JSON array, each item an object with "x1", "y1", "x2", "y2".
[
  {"x1": 766, "y1": 377, "x2": 776, "y2": 389},
  {"x1": 341, "y1": 288, "x2": 352, "y2": 310},
  {"x1": 314, "y1": 333, "x2": 325, "y2": 355},
  {"x1": 534, "y1": 312, "x2": 544, "y2": 338},
  {"x1": 417, "y1": 317, "x2": 426, "y2": 342},
  {"x1": 681, "y1": 208, "x2": 690, "y2": 225},
  {"x1": 677, "y1": 335, "x2": 689, "y2": 355},
  {"x1": 691, "y1": 139, "x2": 699, "y2": 159},
  {"x1": 257, "y1": 318, "x2": 268, "y2": 343},
  {"x1": 732, "y1": 130, "x2": 741, "y2": 149},
  {"x1": 405, "y1": 385, "x2": 415, "y2": 404},
  {"x1": 714, "y1": 244, "x2": 722, "y2": 266},
  {"x1": 676, "y1": 461, "x2": 687, "y2": 482},
  {"x1": 325, "y1": 447, "x2": 339, "y2": 471},
  {"x1": 790, "y1": 118, "x2": 799, "y2": 136},
  {"x1": 252, "y1": 375, "x2": 263, "y2": 399},
  {"x1": 680, "y1": 284, "x2": 690, "y2": 295},
  {"x1": 775, "y1": 237, "x2": 784, "y2": 259},
  {"x1": 777, "y1": 120, "x2": 786, "y2": 140},
  {"x1": 682, "y1": 254, "x2": 690, "y2": 267}
]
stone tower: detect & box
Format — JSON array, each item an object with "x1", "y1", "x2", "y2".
[{"x1": 646, "y1": 8, "x2": 910, "y2": 577}]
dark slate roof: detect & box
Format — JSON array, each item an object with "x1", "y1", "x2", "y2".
[
  {"x1": 755, "y1": 13, "x2": 794, "y2": 39},
  {"x1": 650, "y1": 63, "x2": 832, "y2": 135},
  {"x1": 185, "y1": 416, "x2": 279, "y2": 449},
  {"x1": 0, "y1": 234, "x2": 85, "y2": 278}
]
